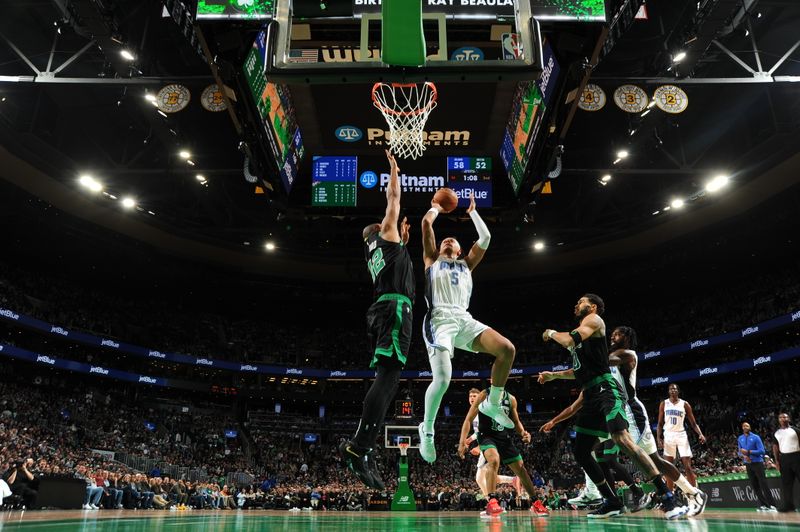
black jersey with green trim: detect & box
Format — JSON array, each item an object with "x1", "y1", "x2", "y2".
[
  {"x1": 571, "y1": 334, "x2": 611, "y2": 388},
  {"x1": 477, "y1": 389, "x2": 514, "y2": 437},
  {"x1": 364, "y1": 233, "x2": 415, "y2": 301}
]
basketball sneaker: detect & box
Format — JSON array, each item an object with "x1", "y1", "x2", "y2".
[
  {"x1": 485, "y1": 498, "x2": 505, "y2": 517},
  {"x1": 339, "y1": 441, "x2": 378, "y2": 489},
  {"x1": 568, "y1": 488, "x2": 602, "y2": 508},
  {"x1": 478, "y1": 401, "x2": 514, "y2": 429},
  {"x1": 365, "y1": 451, "x2": 385, "y2": 491},
  {"x1": 587, "y1": 499, "x2": 624, "y2": 519},
  {"x1": 686, "y1": 490, "x2": 708, "y2": 517},
  {"x1": 660, "y1": 493, "x2": 688, "y2": 520},
  {"x1": 418, "y1": 423, "x2": 437, "y2": 463},
  {"x1": 531, "y1": 500, "x2": 549, "y2": 517},
  {"x1": 630, "y1": 490, "x2": 651, "y2": 513}
]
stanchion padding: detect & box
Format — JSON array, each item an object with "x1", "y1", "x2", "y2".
[{"x1": 381, "y1": 0, "x2": 426, "y2": 67}]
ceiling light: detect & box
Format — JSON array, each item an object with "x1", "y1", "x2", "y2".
[
  {"x1": 612, "y1": 158, "x2": 621, "y2": 165},
  {"x1": 533, "y1": 241, "x2": 545, "y2": 251},
  {"x1": 265, "y1": 242, "x2": 276, "y2": 251},
  {"x1": 79, "y1": 175, "x2": 103, "y2": 193},
  {"x1": 663, "y1": 205, "x2": 671, "y2": 211},
  {"x1": 601, "y1": 175, "x2": 612, "y2": 183},
  {"x1": 144, "y1": 93, "x2": 156, "y2": 102},
  {"x1": 120, "y1": 49, "x2": 135, "y2": 61},
  {"x1": 629, "y1": 129, "x2": 637, "y2": 136},
  {"x1": 705, "y1": 174, "x2": 730, "y2": 193},
  {"x1": 670, "y1": 198, "x2": 685, "y2": 209},
  {"x1": 647, "y1": 100, "x2": 656, "y2": 109},
  {"x1": 157, "y1": 110, "x2": 167, "y2": 118},
  {"x1": 79, "y1": 175, "x2": 93, "y2": 188},
  {"x1": 121, "y1": 197, "x2": 136, "y2": 209},
  {"x1": 196, "y1": 174, "x2": 206, "y2": 182},
  {"x1": 652, "y1": 210, "x2": 660, "y2": 215},
  {"x1": 672, "y1": 51, "x2": 687, "y2": 63},
  {"x1": 616, "y1": 150, "x2": 629, "y2": 159},
  {"x1": 187, "y1": 160, "x2": 196, "y2": 166},
  {"x1": 641, "y1": 109, "x2": 651, "y2": 117},
  {"x1": 179, "y1": 150, "x2": 191, "y2": 159}
]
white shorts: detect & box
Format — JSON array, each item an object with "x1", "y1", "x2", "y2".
[
  {"x1": 626, "y1": 404, "x2": 658, "y2": 456},
  {"x1": 476, "y1": 452, "x2": 487, "y2": 470},
  {"x1": 664, "y1": 433, "x2": 693, "y2": 458},
  {"x1": 423, "y1": 307, "x2": 489, "y2": 357}
]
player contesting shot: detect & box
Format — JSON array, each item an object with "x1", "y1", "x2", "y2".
[
  {"x1": 340, "y1": 150, "x2": 414, "y2": 490},
  {"x1": 418, "y1": 192, "x2": 517, "y2": 464}
]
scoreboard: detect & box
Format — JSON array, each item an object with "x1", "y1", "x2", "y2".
[
  {"x1": 395, "y1": 400, "x2": 413, "y2": 419},
  {"x1": 447, "y1": 157, "x2": 492, "y2": 208},
  {"x1": 311, "y1": 156, "x2": 358, "y2": 207}
]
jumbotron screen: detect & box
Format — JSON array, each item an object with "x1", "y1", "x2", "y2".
[{"x1": 197, "y1": 0, "x2": 274, "y2": 19}]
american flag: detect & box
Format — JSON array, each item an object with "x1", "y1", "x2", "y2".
[{"x1": 289, "y1": 49, "x2": 318, "y2": 63}]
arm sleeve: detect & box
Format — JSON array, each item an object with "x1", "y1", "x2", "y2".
[{"x1": 469, "y1": 210, "x2": 490, "y2": 249}]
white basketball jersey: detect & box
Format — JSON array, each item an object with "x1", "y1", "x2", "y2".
[
  {"x1": 664, "y1": 399, "x2": 686, "y2": 434},
  {"x1": 425, "y1": 257, "x2": 473, "y2": 310},
  {"x1": 472, "y1": 417, "x2": 480, "y2": 436}
]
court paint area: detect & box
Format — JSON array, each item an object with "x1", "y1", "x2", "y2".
[{"x1": 1, "y1": 510, "x2": 799, "y2": 531}]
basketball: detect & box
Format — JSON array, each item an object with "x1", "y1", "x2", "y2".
[{"x1": 433, "y1": 188, "x2": 458, "y2": 213}]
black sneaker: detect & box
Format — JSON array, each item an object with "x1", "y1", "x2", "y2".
[
  {"x1": 630, "y1": 490, "x2": 650, "y2": 513},
  {"x1": 365, "y1": 450, "x2": 385, "y2": 490},
  {"x1": 339, "y1": 441, "x2": 378, "y2": 489},
  {"x1": 660, "y1": 493, "x2": 688, "y2": 520},
  {"x1": 587, "y1": 500, "x2": 624, "y2": 519}
]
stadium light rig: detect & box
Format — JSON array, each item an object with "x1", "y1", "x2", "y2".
[{"x1": 705, "y1": 175, "x2": 730, "y2": 193}]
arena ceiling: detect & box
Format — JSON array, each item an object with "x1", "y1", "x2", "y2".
[{"x1": 1, "y1": 0, "x2": 799, "y2": 281}]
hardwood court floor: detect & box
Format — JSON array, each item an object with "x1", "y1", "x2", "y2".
[{"x1": 1, "y1": 509, "x2": 799, "y2": 531}]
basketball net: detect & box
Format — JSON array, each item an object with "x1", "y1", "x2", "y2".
[
  {"x1": 398, "y1": 442, "x2": 410, "y2": 457},
  {"x1": 372, "y1": 82, "x2": 438, "y2": 160}
]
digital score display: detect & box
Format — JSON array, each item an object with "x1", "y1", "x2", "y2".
[
  {"x1": 395, "y1": 400, "x2": 414, "y2": 419},
  {"x1": 311, "y1": 156, "x2": 358, "y2": 207},
  {"x1": 447, "y1": 157, "x2": 493, "y2": 208}
]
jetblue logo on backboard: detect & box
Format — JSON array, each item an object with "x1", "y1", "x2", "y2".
[
  {"x1": 451, "y1": 47, "x2": 484, "y2": 61},
  {"x1": 359, "y1": 171, "x2": 378, "y2": 189},
  {"x1": 335, "y1": 125, "x2": 362, "y2": 142}
]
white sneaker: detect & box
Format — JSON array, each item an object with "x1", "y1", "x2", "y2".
[
  {"x1": 686, "y1": 490, "x2": 708, "y2": 517},
  {"x1": 90, "y1": 504, "x2": 99, "y2": 510},
  {"x1": 568, "y1": 489, "x2": 602, "y2": 508},
  {"x1": 766, "y1": 506, "x2": 778, "y2": 512},
  {"x1": 418, "y1": 423, "x2": 436, "y2": 463},
  {"x1": 478, "y1": 400, "x2": 514, "y2": 429},
  {"x1": 83, "y1": 504, "x2": 91, "y2": 510}
]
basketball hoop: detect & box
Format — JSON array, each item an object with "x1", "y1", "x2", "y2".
[
  {"x1": 398, "y1": 442, "x2": 410, "y2": 457},
  {"x1": 371, "y1": 82, "x2": 438, "y2": 160}
]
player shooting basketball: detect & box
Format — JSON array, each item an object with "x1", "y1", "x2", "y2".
[
  {"x1": 340, "y1": 149, "x2": 413, "y2": 490},
  {"x1": 417, "y1": 190, "x2": 516, "y2": 464}
]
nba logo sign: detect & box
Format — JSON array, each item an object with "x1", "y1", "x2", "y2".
[
  {"x1": 360, "y1": 171, "x2": 378, "y2": 189},
  {"x1": 335, "y1": 125, "x2": 362, "y2": 142}
]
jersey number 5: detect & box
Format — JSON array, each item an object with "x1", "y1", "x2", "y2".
[
  {"x1": 450, "y1": 271, "x2": 459, "y2": 285},
  {"x1": 368, "y1": 248, "x2": 386, "y2": 282}
]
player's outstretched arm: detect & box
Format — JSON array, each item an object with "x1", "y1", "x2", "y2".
[
  {"x1": 458, "y1": 392, "x2": 485, "y2": 458},
  {"x1": 464, "y1": 192, "x2": 489, "y2": 271},
  {"x1": 543, "y1": 314, "x2": 602, "y2": 350},
  {"x1": 537, "y1": 369, "x2": 575, "y2": 384},
  {"x1": 380, "y1": 149, "x2": 401, "y2": 243},
  {"x1": 422, "y1": 200, "x2": 441, "y2": 268},
  {"x1": 540, "y1": 393, "x2": 584, "y2": 433}
]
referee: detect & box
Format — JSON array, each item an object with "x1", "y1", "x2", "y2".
[
  {"x1": 773, "y1": 412, "x2": 800, "y2": 512},
  {"x1": 738, "y1": 422, "x2": 777, "y2": 512}
]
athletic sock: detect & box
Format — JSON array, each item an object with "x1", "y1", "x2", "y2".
[
  {"x1": 423, "y1": 349, "x2": 452, "y2": 434},
  {"x1": 353, "y1": 365, "x2": 401, "y2": 449},
  {"x1": 675, "y1": 474, "x2": 699, "y2": 495},
  {"x1": 488, "y1": 385, "x2": 504, "y2": 405},
  {"x1": 649, "y1": 475, "x2": 671, "y2": 497}
]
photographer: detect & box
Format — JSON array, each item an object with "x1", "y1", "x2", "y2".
[{"x1": 2, "y1": 458, "x2": 38, "y2": 509}]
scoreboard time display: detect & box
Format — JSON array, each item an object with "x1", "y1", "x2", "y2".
[
  {"x1": 395, "y1": 400, "x2": 413, "y2": 419},
  {"x1": 446, "y1": 157, "x2": 492, "y2": 208}
]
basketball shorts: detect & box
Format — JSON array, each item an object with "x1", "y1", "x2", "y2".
[
  {"x1": 366, "y1": 293, "x2": 413, "y2": 369},
  {"x1": 664, "y1": 432, "x2": 693, "y2": 458},
  {"x1": 574, "y1": 374, "x2": 629, "y2": 439},
  {"x1": 478, "y1": 433, "x2": 522, "y2": 465},
  {"x1": 423, "y1": 307, "x2": 489, "y2": 358},
  {"x1": 627, "y1": 399, "x2": 658, "y2": 456},
  {"x1": 476, "y1": 451, "x2": 487, "y2": 470},
  {"x1": 595, "y1": 439, "x2": 620, "y2": 462}
]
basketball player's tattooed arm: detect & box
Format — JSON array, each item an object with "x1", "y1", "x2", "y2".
[
  {"x1": 380, "y1": 149, "x2": 402, "y2": 243},
  {"x1": 539, "y1": 392, "x2": 584, "y2": 433},
  {"x1": 537, "y1": 369, "x2": 574, "y2": 384},
  {"x1": 458, "y1": 391, "x2": 486, "y2": 458},
  {"x1": 684, "y1": 402, "x2": 707, "y2": 443},
  {"x1": 656, "y1": 400, "x2": 665, "y2": 448},
  {"x1": 464, "y1": 192, "x2": 489, "y2": 271},
  {"x1": 543, "y1": 313, "x2": 603, "y2": 349},
  {"x1": 510, "y1": 397, "x2": 531, "y2": 443}
]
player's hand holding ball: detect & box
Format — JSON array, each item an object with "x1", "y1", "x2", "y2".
[{"x1": 432, "y1": 188, "x2": 458, "y2": 213}]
